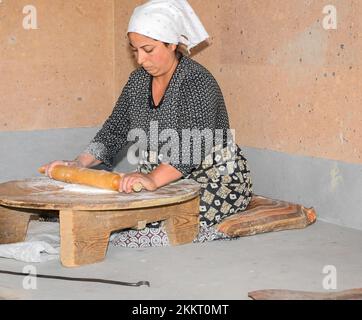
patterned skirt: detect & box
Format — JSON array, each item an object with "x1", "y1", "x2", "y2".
[{"x1": 111, "y1": 143, "x2": 253, "y2": 247}]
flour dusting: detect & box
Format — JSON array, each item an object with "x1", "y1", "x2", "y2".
[
  {"x1": 63, "y1": 184, "x2": 118, "y2": 194},
  {"x1": 28, "y1": 177, "x2": 118, "y2": 194}
]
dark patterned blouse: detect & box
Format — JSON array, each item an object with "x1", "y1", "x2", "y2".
[{"x1": 85, "y1": 55, "x2": 253, "y2": 228}]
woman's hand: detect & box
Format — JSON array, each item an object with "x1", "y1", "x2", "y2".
[
  {"x1": 118, "y1": 172, "x2": 158, "y2": 193},
  {"x1": 41, "y1": 160, "x2": 81, "y2": 179},
  {"x1": 40, "y1": 153, "x2": 101, "y2": 179}
]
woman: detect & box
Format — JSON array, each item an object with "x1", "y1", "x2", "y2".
[{"x1": 43, "y1": 0, "x2": 253, "y2": 247}]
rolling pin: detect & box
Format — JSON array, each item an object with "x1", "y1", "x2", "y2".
[{"x1": 38, "y1": 165, "x2": 143, "y2": 192}]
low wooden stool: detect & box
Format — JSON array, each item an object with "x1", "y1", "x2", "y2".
[{"x1": 0, "y1": 177, "x2": 200, "y2": 267}]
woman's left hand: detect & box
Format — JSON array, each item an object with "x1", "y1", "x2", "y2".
[{"x1": 118, "y1": 172, "x2": 157, "y2": 193}]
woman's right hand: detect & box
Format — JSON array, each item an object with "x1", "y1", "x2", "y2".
[{"x1": 40, "y1": 160, "x2": 81, "y2": 179}]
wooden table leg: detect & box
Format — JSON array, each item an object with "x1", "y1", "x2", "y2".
[
  {"x1": 59, "y1": 210, "x2": 111, "y2": 267},
  {"x1": 0, "y1": 205, "x2": 33, "y2": 244},
  {"x1": 164, "y1": 196, "x2": 200, "y2": 245}
]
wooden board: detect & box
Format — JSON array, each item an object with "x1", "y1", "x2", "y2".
[
  {"x1": 248, "y1": 289, "x2": 362, "y2": 300},
  {"x1": 0, "y1": 177, "x2": 200, "y2": 211}
]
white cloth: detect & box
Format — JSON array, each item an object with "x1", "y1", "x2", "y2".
[
  {"x1": 0, "y1": 221, "x2": 60, "y2": 263},
  {"x1": 127, "y1": 0, "x2": 209, "y2": 51},
  {"x1": 0, "y1": 241, "x2": 59, "y2": 263}
]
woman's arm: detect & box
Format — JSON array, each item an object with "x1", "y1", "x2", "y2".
[
  {"x1": 74, "y1": 153, "x2": 102, "y2": 168},
  {"x1": 148, "y1": 163, "x2": 183, "y2": 188},
  {"x1": 118, "y1": 163, "x2": 182, "y2": 193},
  {"x1": 173, "y1": 73, "x2": 221, "y2": 176}
]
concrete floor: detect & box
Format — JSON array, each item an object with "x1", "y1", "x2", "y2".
[{"x1": 0, "y1": 220, "x2": 361, "y2": 300}]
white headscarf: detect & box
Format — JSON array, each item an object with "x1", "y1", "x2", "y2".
[{"x1": 127, "y1": 0, "x2": 209, "y2": 52}]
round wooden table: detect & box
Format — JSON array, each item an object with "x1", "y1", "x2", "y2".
[{"x1": 0, "y1": 177, "x2": 200, "y2": 267}]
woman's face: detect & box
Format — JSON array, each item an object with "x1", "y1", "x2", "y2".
[{"x1": 128, "y1": 32, "x2": 177, "y2": 77}]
